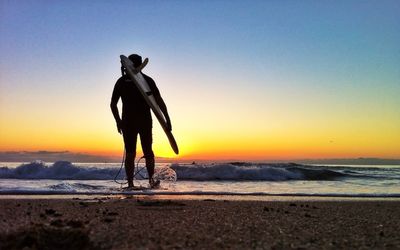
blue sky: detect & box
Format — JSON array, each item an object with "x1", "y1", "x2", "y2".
[
  {"x1": 1, "y1": 0, "x2": 399, "y2": 159},
  {"x1": 2, "y1": 1, "x2": 399, "y2": 94}
]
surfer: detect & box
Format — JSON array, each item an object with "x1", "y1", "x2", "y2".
[{"x1": 110, "y1": 54, "x2": 172, "y2": 188}]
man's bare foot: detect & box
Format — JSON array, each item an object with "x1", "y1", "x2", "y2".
[{"x1": 149, "y1": 178, "x2": 160, "y2": 188}]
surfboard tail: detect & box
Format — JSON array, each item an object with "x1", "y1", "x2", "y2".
[{"x1": 167, "y1": 132, "x2": 179, "y2": 155}]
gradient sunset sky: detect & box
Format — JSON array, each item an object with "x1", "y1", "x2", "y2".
[{"x1": 1, "y1": 1, "x2": 399, "y2": 161}]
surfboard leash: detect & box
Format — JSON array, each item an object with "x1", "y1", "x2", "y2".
[
  {"x1": 113, "y1": 148, "x2": 147, "y2": 187},
  {"x1": 134, "y1": 156, "x2": 146, "y2": 179},
  {"x1": 114, "y1": 148, "x2": 127, "y2": 186}
]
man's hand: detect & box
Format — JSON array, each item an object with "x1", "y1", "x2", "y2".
[{"x1": 116, "y1": 120, "x2": 123, "y2": 134}]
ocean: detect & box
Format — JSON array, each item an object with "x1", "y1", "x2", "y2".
[{"x1": 0, "y1": 161, "x2": 399, "y2": 197}]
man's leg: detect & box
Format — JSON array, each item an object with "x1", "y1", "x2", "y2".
[
  {"x1": 146, "y1": 157, "x2": 155, "y2": 181},
  {"x1": 125, "y1": 152, "x2": 135, "y2": 187},
  {"x1": 139, "y1": 126, "x2": 155, "y2": 184},
  {"x1": 123, "y1": 129, "x2": 138, "y2": 187}
]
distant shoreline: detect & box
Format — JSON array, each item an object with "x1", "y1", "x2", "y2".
[{"x1": 1, "y1": 156, "x2": 400, "y2": 165}]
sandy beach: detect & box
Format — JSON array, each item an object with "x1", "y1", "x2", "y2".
[{"x1": 0, "y1": 196, "x2": 399, "y2": 249}]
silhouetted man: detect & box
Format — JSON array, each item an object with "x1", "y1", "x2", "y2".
[{"x1": 110, "y1": 54, "x2": 171, "y2": 188}]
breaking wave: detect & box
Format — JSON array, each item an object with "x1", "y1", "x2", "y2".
[
  {"x1": 0, "y1": 161, "x2": 361, "y2": 181},
  {"x1": 0, "y1": 161, "x2": 117, "y2": 180},
  {"x1": 171, "y1": 163, "x2": 348, "y2": 181}
]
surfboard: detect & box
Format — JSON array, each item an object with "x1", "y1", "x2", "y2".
[{"x1": 120, "y1": 55, "x2": 179, "y2": 154}]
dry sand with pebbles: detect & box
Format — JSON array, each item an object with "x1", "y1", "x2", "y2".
[{"x1": 0, "y1": 196, "x2": 399, "y2": 249}]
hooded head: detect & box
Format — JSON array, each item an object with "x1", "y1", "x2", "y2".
[{"x1": 128, "y1": 54, "x2": 142, "y2": 68}]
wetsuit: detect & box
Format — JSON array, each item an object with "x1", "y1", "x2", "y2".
[{"x1": 111, "y1": 73, "x2": 161, "y2": 158}]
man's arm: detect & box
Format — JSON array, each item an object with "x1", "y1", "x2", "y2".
[
  {"x1": 150, "y1": 79, "x2": 172, "y2": 131},
  {"x1": 110, "y1": 81, "x2": 123, "y2": 134},
  {"x1": 155, "y1": 94, "x2": 171, "y2": 131}
]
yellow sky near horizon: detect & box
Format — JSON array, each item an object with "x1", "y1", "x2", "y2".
[{"x1": 1, "y1": 82, "x2": 399, "y2": 161}]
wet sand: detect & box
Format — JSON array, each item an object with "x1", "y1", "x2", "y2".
[{"x1": 0, "y1": 197, "x2": 399, "y2": 249}]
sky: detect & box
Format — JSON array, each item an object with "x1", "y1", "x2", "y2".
[{"x1": 1, "y1": 0, "x2": 399, "y2": 161}]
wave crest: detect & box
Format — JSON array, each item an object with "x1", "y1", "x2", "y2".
[
  {"x1": 0, "y1": 161, "x2": 117, "y2": 180},
  {"x1": 171, "y1": 163, "x2": 347, "y2": 181},
  {"x1": 0, "y1": 161, "x2": 350, "y2": 181}
]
